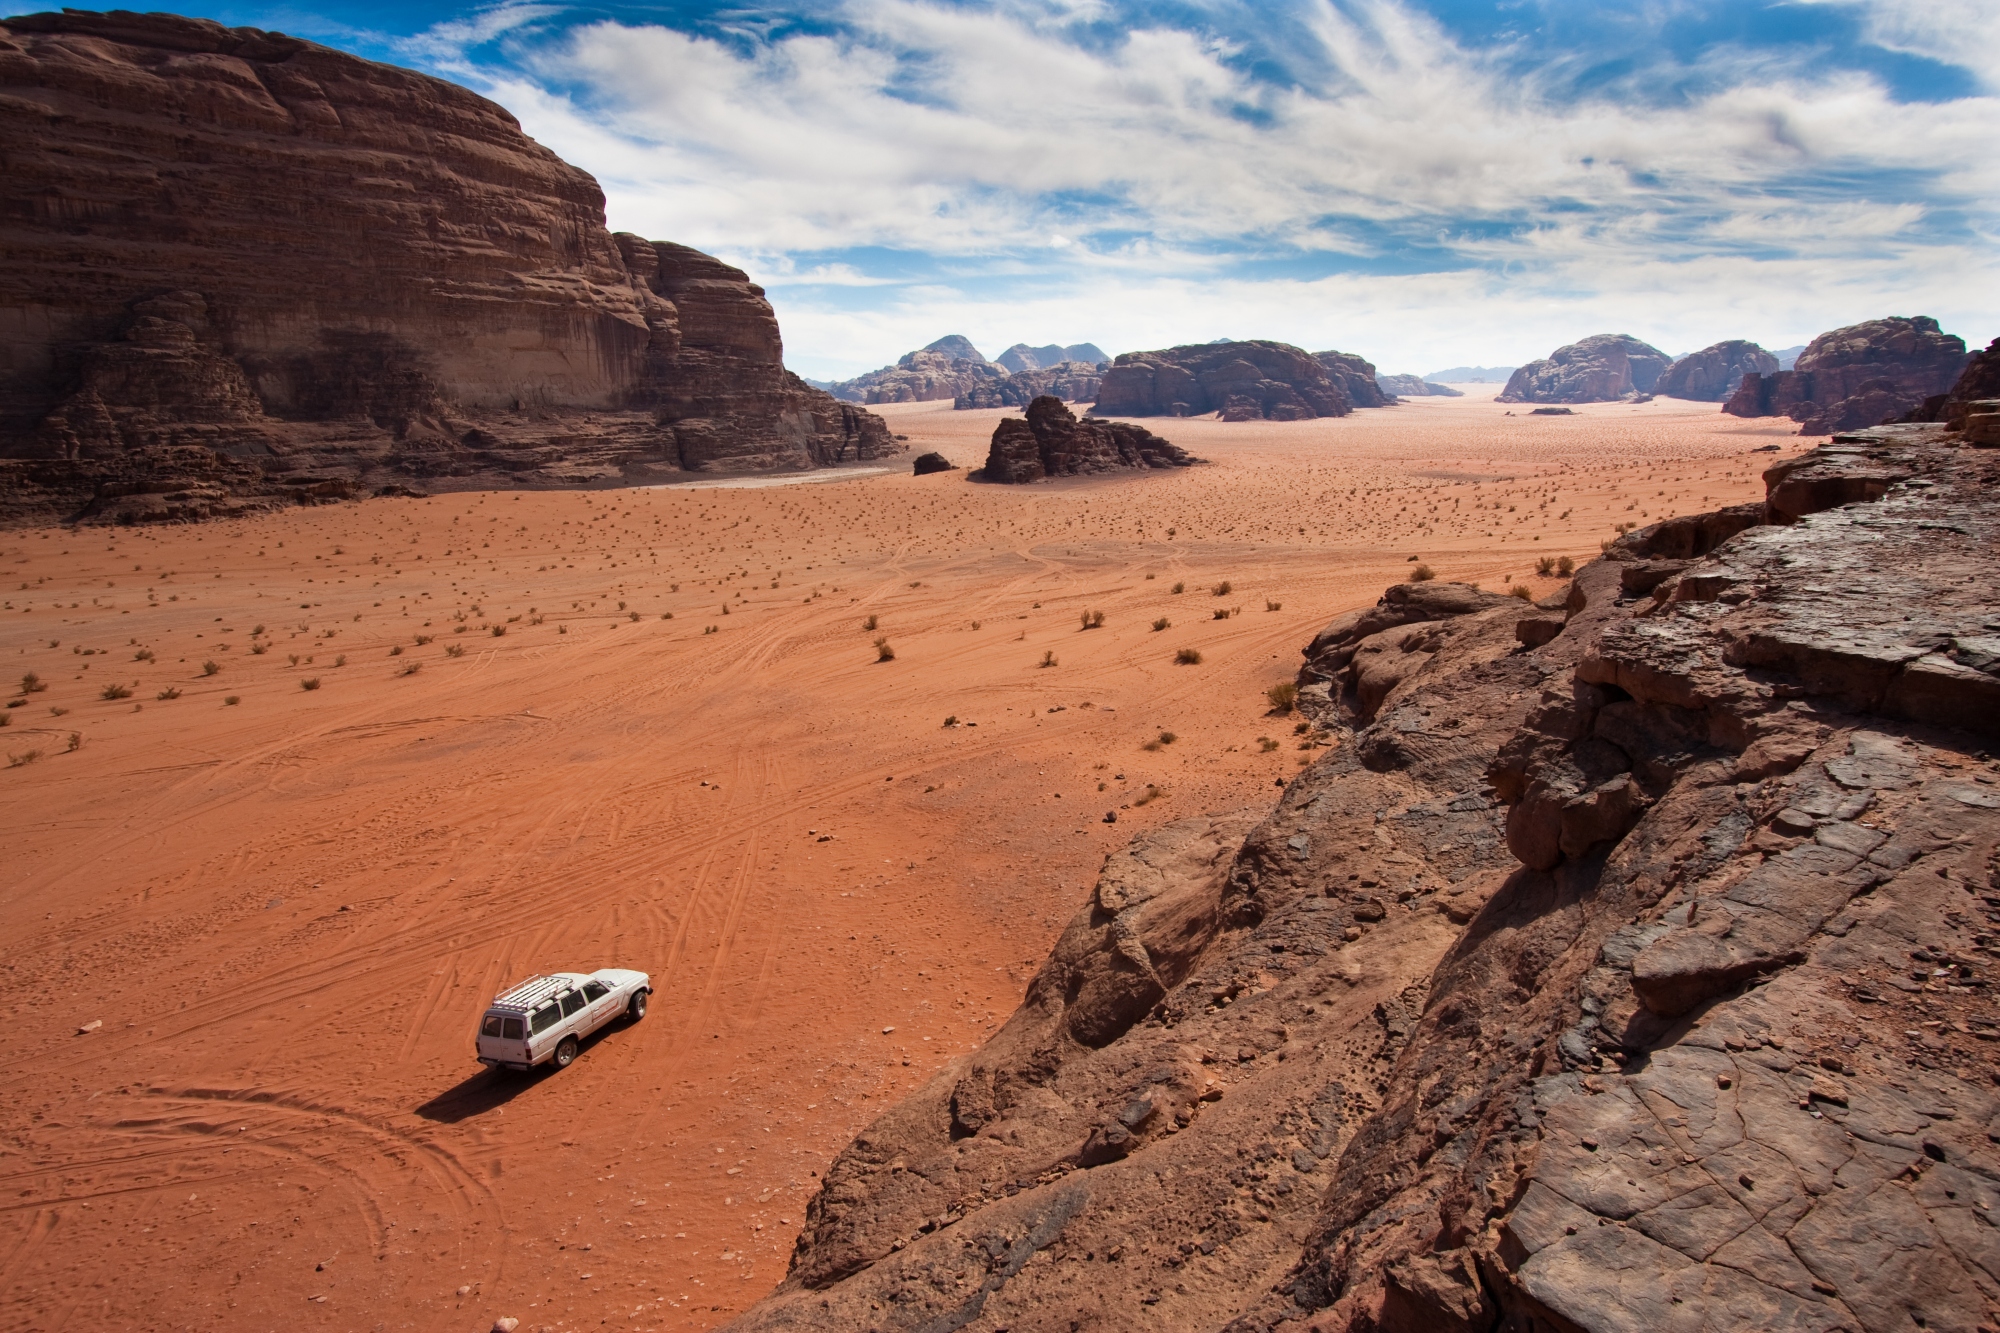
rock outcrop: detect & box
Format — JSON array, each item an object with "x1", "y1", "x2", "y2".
[
  {"x1": 1497, "y1": 334, "x2": 1673, "y2": 404},
  {"x1": 1656, "y1": 340, "x2": 1781, "y2": 401},
  {"x1": 1313, "y1": 351, "x2": 1394, "y2": 410},
  {"x1": 996, "y1": 343, "x2": 1108, "y2": 374},
  {"x1": 1377, "y1": 374, "x2": 1463, "y2": 399},
  {"x1": 954, "y1": 361, "x2": 1106, "y2": 410},
  {"x1": 1093, "y1": 341, "x2": 1354, "y2": 421},
  {"x1": 911, "y1": 451, "x2": 954, "y2": 475},
  {"x1": 729, "y1": 422, "x2": 2000, "y2": 1333},
  {"x1": 827, "y1": 336, "x2": 1010, "y2": 405},
  {"x1": 1723, "y1": 317, "x2": 1969, "y2": 435},
  {"x1": 977, "y1": 396, "x2": 1196, "y2": 483},
  {"x1": 0, "y1": 9, "x2": 894, "y2": 521}
]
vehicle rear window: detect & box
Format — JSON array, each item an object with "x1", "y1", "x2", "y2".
[
  {"x1": 531, "y1": 1002, "x2": 561, "y2": 1034},
  {"x1": 560, "y1": 990, "x2": 586, "y2": 1017},
  {"x1": 481, "y1": 1014, "x2": 504, "y2": 1037},
  {"x1": 582, "y1": 981, "x2": 609, "y2": 1001},
  {"x1": 501, "y1": 1017, "x2": 523, "y2": 1040}
]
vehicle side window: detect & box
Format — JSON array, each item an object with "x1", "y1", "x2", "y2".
[
  {"x1": 481, "y1": 1015, "x2": 504, "y2": 1037},
  {"x1": 582, "y1": 981, "x2": 609, "y2": 1001},
  {"x1": 560, "y1": 990, "x2": 586, "y2": 1018},
  {"x1": 501, "y1": 1017, "x2": 523, "y2": 1040},
  {"x1": 531, "y1": 1002, "x2": 561, "y2": 1034}
]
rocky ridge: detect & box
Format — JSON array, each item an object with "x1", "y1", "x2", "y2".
[
  {"x1": 1657, "y1": 340, "x2": 1781, "y2": 402},
  {"x1": 1095, "y1": 342, "x2": 1354, "y2": 421},
  {"x1": 729, "y1": 389, "x2": 2000, "y2": 1330},
  {"x1": 955, "y1": 362, "x2": 1108, "y2": 411},
  {"x1": 997, "y1": 344, "x2": 1109, "y2": 375},
  {"x1": 1724, "y1": 317, "x2": 1969, "y2": 436},
  {"x1": 978, "y1": 396, "x2": 1196, "y2": 483},
  {"x1": 1313, "y1": 352, "x2": 1394, "y2": 410},
  {"x1": 0, "y1": 9, "x2": 894, "y2": 522},
  {"x1": 1498, "y1": 335, "x2": 1673, "y2": 405},
  {"x1": 1377, "y1": 375, "x2": 1463, "y2": 399},
  {"x1": 828, "y1": 337, "x2": 1011, "y2": 406}
]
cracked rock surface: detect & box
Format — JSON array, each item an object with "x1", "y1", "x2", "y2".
[{"x1": 730, "y1": 424, "x2": 2000, "y2": 1332}]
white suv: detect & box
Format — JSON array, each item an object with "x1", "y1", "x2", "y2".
[{"x1": 475, "y1": 969, "x2": 650, "y2": 1072}]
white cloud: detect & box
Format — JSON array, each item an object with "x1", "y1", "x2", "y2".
[
  {"x1": 410, "y1": 0, "x2": 2000, "y2": 373},
  {"x1": 1799, "y1": 0, "x2": 2000, "y2": 90}
]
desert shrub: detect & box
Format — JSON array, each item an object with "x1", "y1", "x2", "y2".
[
  {"x1": 21, "y1": 672, "x2": 46, "y2": 693},
  {"x1": 1408, "y1": 564, "x2": 1435, "y2": 582},
  {"x1": 251, "y1": 642, "x2": 269, "y2": 655},
  {"x1": 1294, "y1": 720, "x2": 1311, "y2": 734},
  {"x1": 1212, "y1": 608, "x2": 1230, "y2": 620},
  {"x1": 65, "y1": 731, "x2": 82, "y2": 752},
  {"x1": 971, "y1": 620, "x2": 981, "y2": 630},
  {"x1": 1212, "y1": 581, "x2": 1232, "y2": 596},
  {"x1": 875, "y1": 636, "x2": 895, "y2": 662},
  {"x1": 288, "y1": 653, "x2": 302, "y2": 666},
  {"x1": 9, "y1": 749, "x2": 41, "y2": 767},
  {"x1": 1266, "y1": 681, "x2": 1298, "y2": 711},
  {"x1": 1509, "y1": 585, "x2": 1533, "y2": 600},
  {"x1": 1174, "y1": 647, "x2": 1203, "y2": 665},
  {"x1": 1039, "y1": 650, "x2": 1057, "y2": 668},
  {"x1": 201, "y1": 660, "x2": 221, "y2": 676},
  {"x1": 863, "y1": 614, "x2": 878, "y2": 631},
  {"x1": 1265, "y1": 600, "x2": 1282, "y2": 612},
  {"x1": 455, "y1": 624, "x2": 467, "y2": 634},
  {"x1": 1557, "y1": 555, "x2": 1576, "y2": 576},
  {"x1": 1159, "y1": 730, "x2": 1177, "y2": 745},
  {"x1": 0, "y1": 712, "x2": 8, "y2": 727},
  {"x1": 399, "y1": 661, "x2": 422, "y2": 676},
  {"x1": 1080, "y1": 610, "x2": 1105, "y2": 629},
  {"x1": 134, "y1": 648, "x2": 154, "y2": 662},
  {"x1": 414, "y1": 634, "x2": 433, "y2": 645},
  {"x1": 943, "y1": 715, "x2": 958, "y2": 727},
  {"x1": 1535, "y1": 555, "x2": 1555, "y2": 576},
  {"x1": 301, "y1": 677, "x2": 321, "y2": 691},
  {"x1": 224, "y1": 695, "x2": 239, "y2": 706},
  {"x1": 101, "y1": 683, "x2": 133, "y2": 700},
  {"x1": 1259, "y1": 736, "x2": 1279, "y2": 752},
  {"x1": 1171, "y1": 581, "x2": 1185, "y2": 594},
  {"x1": 1152, "y1": 617, "x2": 1170, "y2": 631},
  {"x1": 629, "y1": 611, "x2": 641, "y2": 622},
  {"x1": 389, "y1": 645, "x2": 403, "y2": 656},
  {"x1": 157, "y1": 686, "x2": 181, "y2": 700},
  {"x1": 491, "y1": 625, "x2": 506, "y2": 637},
  {"x1": 445, "y1": 644, "x2": 465, "y2": 657}
]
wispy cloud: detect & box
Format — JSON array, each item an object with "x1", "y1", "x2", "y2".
[{"x1": 392, "y1": 0, "x2": 1999, "y2": 375}]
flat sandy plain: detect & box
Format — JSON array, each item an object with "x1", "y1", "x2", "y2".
[{"x1": 0, "y1": 389, "x2": 1801, "y2": 1331}]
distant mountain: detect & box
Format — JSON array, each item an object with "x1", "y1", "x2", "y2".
[
  {"x1": 825, "y1": 334, "x2": 1001, "y2": 404},
  {"x1": 996, "y1": 342, "x2": 1108, "y2": 374},
  {"x1": 1425, "y1": 365, "x2": 1517, "y2": 383},
  {"x1": 921, "y1": 334, "x2": 987, "y2": 363},
  {"x1": 1772, "y1": 344, "x2": 1808, "y2": 371},
  {"x1": 1378, "y1": 373, "x2": 1462, "y2": 398}
]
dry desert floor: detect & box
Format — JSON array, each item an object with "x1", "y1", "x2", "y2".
[{"x1": 0, "y1": 389, "x2": 1802, "y2": 1331}]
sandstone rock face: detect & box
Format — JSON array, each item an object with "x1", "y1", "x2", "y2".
[
  {"x1": 1313, "y1": 350, "x2": 1393, "y2": 409},
  {"x1": 1657, "y1": 340, "x2": 1780, "y2": 401},
  {"x1": 1377, "y1": 374, "x2": 1463, "y2": 398},
  {"x1": 978, "y1": 396, "x2": 1195, "y2": 483},
  {"x1": 954, "y1": 361, "x2": 1105, "y2": 410},
  {"x1": 0, "y1": 9, "x2": 892, "y2": 521},
  {"x1": 826, "y1": 336, "x2": 1006, "y2": 405},
  {"x1": 1497, "y1": 334, "x2": 1673, "y2": 404},
  {"x1": 995, "y1": 343, "x2": 1107, "y2": 374},
  {"x1": 732, "y1": 424, "x2": 2000, "y2": 1333},
  {"x1": 1094, "y1": 341, "x2": 1353, "y2": 420},
  {"x1": 1723, "y1": 316, "x2": 1969, "y2": 436}
]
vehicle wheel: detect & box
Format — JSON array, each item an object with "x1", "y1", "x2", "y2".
[
  {"x1": 553, "y1": 1036, "x2": 578, "y2": 1070},
  {"x1": 628, "y1": 989, "x2": 648, "y2": 1022}
]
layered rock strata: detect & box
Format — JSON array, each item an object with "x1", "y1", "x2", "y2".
[
  {"x1": 730, "y1": 424, "x2": 2000, "y2": 1332},
  {"x1": 1657, "y1": 340, "x2": 1781, "y2": 402},
  {"x1": 1724, "y1": 317, "x2": 1969, "y2": 435},
  {"x1": 0, "y1": 9, "x2": 892, "y2": 522},
  {"x1": 1313, "y1": 351, "x2": 1394, "y2": 410},
  {"x1": 1498, "y1": 334, "x2": 1673, "y2": 404},
  {"x1": 954, "y1": 362, "x2": 1106, "y2": 410},
  {"x1": 1094, "y1": 342, "x2": 1353, "y2": 420},
  {"x1": 978, "y1": 396, "x2": 1196, "y2": 483}
]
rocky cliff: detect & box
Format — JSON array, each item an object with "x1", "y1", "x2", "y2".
[
  {"x1": 1657, "y1": 340, "x2": 1781, "y2": 402},
  {"x1": 955, "y1": 362, "x2": 1107, "y2": 410},
  {"x1": 828, "y1": 336, "x2": 1011, "y2": 406},
  {"x1": 729, "y1": 412, "x2": 2000, "y2": 1331},
  {"x1": 1095, "y1": 341, "x2": 1353, "y2": 421},
  {"x1": 1724, "y1": 317, "x2": 1969, "y2": 436},
  {"x1": 0, "y1": 9, "x2": 893, "y2": 522},
  {"x1": 1498, "y1": 335, "x2": 1673, "y2": 404},
  {"x1": 1377, "y1": 374, "x2": 1463, "y2": 399},
  {"x1": 978, "y1": 396, "x2": 1196, "y2": 483},
  {"x1": 1313, "y1": 351, "x2": 1393, "y2": 410}
]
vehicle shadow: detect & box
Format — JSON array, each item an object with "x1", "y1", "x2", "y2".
[{"x1": 413, "y1": 1022, "x2": 631, "y2": 1123}]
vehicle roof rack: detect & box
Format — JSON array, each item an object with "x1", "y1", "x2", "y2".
[{"x1": 490, "y1": 974, "x2": 574, "y2": 1012}]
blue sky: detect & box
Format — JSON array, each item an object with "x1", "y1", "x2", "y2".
[{"x1": 153, "y1": 0, "x2": 1997, "y2": 379}]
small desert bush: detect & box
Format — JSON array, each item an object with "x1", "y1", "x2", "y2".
[
  {"x1": 134, "y1": 648, "x2": 154, "y2": 662},
  {"x1": 100, "y1": 683, "x2": 133, "y2": 700},
  {"x1": 65, "y1": 731, "x2": 82, "y2": 753},
  {"x1": 301, "y1": 677, "x2": 321, "y2": 691},
  {"x1": 0, "y1": 712, "x2": 8, "y2": 727},
  {"x1": 491, "y1": 625, "x2": 506, "y2": 637},
  {"x1": 399, "y1": 661, "x2": 422, "y2": 676},
  {"x1": 1557, "y1": 555, "x2": 1576, "y2": 576},
  {"x1": 1212, "y1": 608, "x2": 1230, "y2": 620},
  {"x1": 224, "y1": 695, "x2": 240, "y2": 706},
  {"x1": 1174, "y1": 647, "x2": 1203, "y2": 665},
  {"x1": 1259, "y1": 736, "x2": 1279, "y2": 752},
  {"x1": 1265, "y1": 600, "x2": 1282, "y2": 612},
  {"x1": 1171, "y1": 581, "x2": 1185, "y2": 594},
  {"x1": 1266, "y1": 681, "x2": 1298, "y2": 711},
  {"x1": 415, "y1": 634, "x2": 433, "y2": 646},
  {"x1": 9, "y1": 749, "x2": 41, "y2": 767},
  {"x1": 1213, "y1": 581, "x2": 1232, "y2": 596},
  {"x1": 251, "y1": 642, "x2": 269, "y2": 655},
  {"x1": 201, "y1": 660, "x2": 221, "y2": 676},
  {"x1": 1535, "y1": 555, "x2": 1555, "y2": 576},
  {"x1": 1152, "y1": 617, "x2": 1170, "y2": 632},
  {"x1": 288, "y1": 653, "x2": 302, "y2": 666},
  {"x1": 157, "y1": 686, "x2": 181, "y2": 700},
  {"x1": 970, "y1": 620, "x2": 981, "y2": 630},
  {"x1": 1039, "y1": 650, "x2": 1057, "y2": 668},
  {"x1": 445, "y1": 644, "x2": 465, "y2": 657},
  {"x1": 863, "y1": 614, "x2": 878, "y2": 631},
  {"x1": 455, "y1": 624, "x2": 467, "y2": 634},
  {"x1": 21, "y1": 672, "x2": 46, "y2": 693},
  {"x1": 629, "y1": 611, "x2": 641, "y2": 622},
  {"x1": 389, "y1": 644, "x2": 403, "y2": 656},
  {"x1": 1509, "y1": 585, "x2": 1533, "y2": 600},
  {"x1": 1080, "y1": 610, "x2": 1105, "y2": 629},
  {"x1": 874, "y1": 636, "x2": 895, "y2": 662},
  {"x1": 1408, "y1": 564, "x2": 1435, "y2": 582}
]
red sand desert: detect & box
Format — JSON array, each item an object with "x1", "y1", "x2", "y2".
[{"x1": 0, "y1": 390, "x2": 1798, "y2": 1331}]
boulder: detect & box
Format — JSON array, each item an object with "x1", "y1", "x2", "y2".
[
  {"x1": 911, "y1": 452, "x2": 954, "y2": 475},
  {"x1": 1496, "y1": 334, "x2": 1672, "y2": 403},
  {"x1": 1093, "y1": 341, "x2": 1352, "y2": 420},
  {"x1": 1722, "y1": 316, "x2": 1968, "y2": 435},
  {"x1": 1656, "y1": 340, "x2": 1780, "y2": 401},
  {"x1": 977, "y1": 396, "x2": 1195, "y2": 483}
]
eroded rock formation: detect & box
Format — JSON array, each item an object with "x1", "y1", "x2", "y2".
[
  {"x1": 1313, "y1": 351, "x2": 1393, "y2": 410},
  {"x1": 1724, "y1": 316, "x2": 1969, "y2": 436},
  {"x1": 978, "y1": 396, "x2": 1195, "y2": 483},
  {"x1": 1657, "y1": 339, "x2": 1781, "y2": 402},
  {"x1": 1094, "y1": 341, "x2": 1353, "y2": 421},
  {"x1": 730, "y1": 421, "x2": 2000, "y2": 1332},
  {"x1": 828, "y1": 336, "x2": 1011, "y2": 406},
  {"x1": 954, "y1": 361, "x2": 1107, "y2": 410},
  {"x1": 1497, "y1": 335, "x2": 1673, "y2": 404},
  {"x1": 1376, "y1": 374, "x2": 1463, "y2": 399},
  {"x1": 0, "y1": 9, "x2": 893, "y2": 522},
  {"x1": 996, "y1": 343, "x2": 1108, "y2": 374}
]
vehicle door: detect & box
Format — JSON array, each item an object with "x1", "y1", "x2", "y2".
[
  {"x1": 527, "y1": 998, "x2": 563, "y2": 1062},
  {"x1": 557, "y1": 986, "x2": 589, "y2": 1040},
  {"x1": 580, "y1": 980, "x2": 617, "y2": 1034}
]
